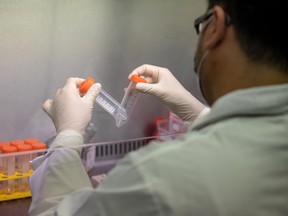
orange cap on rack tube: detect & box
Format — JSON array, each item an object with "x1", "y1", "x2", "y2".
[
  {"x1": 24, "y1": 138, "x2": 40, "y2": 145},
  {"x1": 2, "y1": 145, "x2": 17, "y2": 154},
  {"x1": 17, "y1": 144, "x2": 32, "y2": 152},
  {"x1": 10, "y1": 140, "x2": 25, "y2": 147},
  {"x1": 0, "y1": 142, "x2": 10, "y2": 151},
  {"x1": 79, "y1": 77, "x2": 95, "y2": 94},
  {"x1": 130, "y1": 75, "x2": 147, "y2": 83},
  {"x1": 31, "y1": 142, "x2": 47, "y2": 150}
]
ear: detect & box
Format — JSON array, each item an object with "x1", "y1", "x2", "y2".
[{"x1": 204, "y1": 6, "x2": 227, "y2": 49}]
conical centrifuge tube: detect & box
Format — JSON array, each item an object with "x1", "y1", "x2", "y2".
[
  {"x1": 115, "y1": 74, "x2": 147, "y2": 127},
  {"x1": 80, "y1": 77, "x2": 127, "y2": 122}
]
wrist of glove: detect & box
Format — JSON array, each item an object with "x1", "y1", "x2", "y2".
[
  {"x1": 50, "y1": 130, "x2": 84, "y2": 155},
  {"x1": 165, "y1": 87, "x2": 207, "y2": 123},
  {"x1": 30, "y1": 130, "x2": 84, "y2": 170}
]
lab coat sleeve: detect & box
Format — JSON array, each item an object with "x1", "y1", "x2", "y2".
[
  {"x1": 28, "y1": 131, "x2": 93, "y2": 216},
  {"x1": 29, "y1": 142, "x2": 162, "y2": 216},
  {"x1": 54, "y1": 149, "x2": 162, "y2": 216},
  {"x1": 53, "y1": 138, "x2": 209, "y2": 216}
]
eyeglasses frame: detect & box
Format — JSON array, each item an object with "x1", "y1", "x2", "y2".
[{"x1": 194, "y1": 8, "x2": 232, "y2": 35}]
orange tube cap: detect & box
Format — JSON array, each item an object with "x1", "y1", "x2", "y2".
[
  {"x1": 79, "y1": 77, "x2": 95, "y2": 94},
  {"x1": 130, "y1": 75, "x2": 147, "y2": 83}
]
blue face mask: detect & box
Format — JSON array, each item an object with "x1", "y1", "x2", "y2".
[{"x1": 194, "y1": 50, "x2": 210, "y2": 96}]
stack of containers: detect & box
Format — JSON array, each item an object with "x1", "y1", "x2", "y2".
[
  {"x1": 155, "y1": 112, "x2": 188, "y2": 141},
  {"x1": 0, "y1": 138, "x2": 47, "y2": 201}
]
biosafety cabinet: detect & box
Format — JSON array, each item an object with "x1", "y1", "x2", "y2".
[
  {"x1": 0, "y1": 133, "x2": 186, "y2": 214},
  {"x1": 0, "y1": 112, "x2": 187, "y2": 200},
  {"x1": 0, "y1": 0, "x2": 205, "y2": 215}
]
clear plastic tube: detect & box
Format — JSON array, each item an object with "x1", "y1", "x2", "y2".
[
  {"x1": 2, "y1": 155, "x2": 15, "y2": 177},
  {"x1": 17, "y1": 144, "x2": 32, "y2": 192},
  {"x1": 2, "y1": 146, "x2": 17, "y2": 195},
  {"x1": 0, "y1": 142, "x2": 10, "y2": 174},
  {"x1": 17, "y1": 153, "x2": 30, "y2": 174},
  {"x1": 116, "y1": 75, "x2": 147, "y2": 127},
  {"x1": 79, "y1": 78, "x2": 127, "y2": 124},
  {"x1": 97, "y1": 89, "x2": 127, "y2": 122},
  {"x1": 30, "y1": 142, "x2": 47, "y2": 161}
]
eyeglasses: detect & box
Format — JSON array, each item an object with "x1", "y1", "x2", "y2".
[
  {"x1": 194, "y1": 9, "x2": 232, "y2": 35},
  {"x1": 194, "y1": 9, "x2": 213, "y2": 35}
]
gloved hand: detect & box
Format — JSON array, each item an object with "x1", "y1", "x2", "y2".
[
  {"x1": 42, "y1": 77, "x2": 101, "y2": 135},
  {"x1": 129, "y1": 64, "x2": 207, "y2": 124}
]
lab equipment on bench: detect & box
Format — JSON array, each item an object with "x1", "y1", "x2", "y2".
[{"x1": 0, "y1": 138, "x2": 47, "y2": 201}]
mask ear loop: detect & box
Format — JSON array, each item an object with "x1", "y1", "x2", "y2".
[
  {"x1": 195, "y1": 50, "x2": 210, "y2": 96},
  {"x1": 194, "y1": 15, "x2": 213, "y2": 96},
  {"x1": 195, "y1": 50, "x2": 210, "y2": 76}
]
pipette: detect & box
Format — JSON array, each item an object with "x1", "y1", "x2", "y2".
[
  {"x1": 80, "y1": 77, "x2": 127, "y2": 122},
  {"x1": 115, "y1": 75, "x2": 147, "y2": 127}
]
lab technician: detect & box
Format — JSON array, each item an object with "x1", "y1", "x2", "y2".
[{"x1": 29, "y1": 0, "x2": 288, "y2": 215}]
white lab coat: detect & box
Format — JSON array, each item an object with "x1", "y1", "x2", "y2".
[{"x1": 29, "y1": 84, "x2": 288, "y2": 216}]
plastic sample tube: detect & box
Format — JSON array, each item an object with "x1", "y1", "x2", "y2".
[
  {"x1": 10, "y1": 140, "x2": 25, "y2": 171},
  {"x1": 116, "y1": 75, "x2": 147, "y2": 127},
  {"x1": 2, "y1": 146, "x2": 17, "y2": 176},
  {"x1": 17, "y1": 144, "x2": 32, "y2": 174},
  {"x1": 80, "y1": 77, "x2": 127, "y2": 122},
  {"x1": 26, "y1": 140, "x2": 47, "y2": 165},
  {"x1": 17, "y1": 144, "x2": 32, "y2": 192},
  {"x1": 24, "y1": 138, "x2": 40, "y2": 145},
  {"x1": 96, "y1": 90, "x2": 127, "y2": 121},
  {"x1": 10, "y1": 140, "x2": 25, "y2": 148},
  {"x1": 31, "y1": 142, "x2": 47, "y2": 161},
  {"x1": 2, "y1": 145, "x2": 17, "y2": 194},
  {"x1": 0, "y1": 142, "x2": 10, "y2": 151},
  {"x1": 0, "y1": 142, "x2": 10, "y2": 174}
]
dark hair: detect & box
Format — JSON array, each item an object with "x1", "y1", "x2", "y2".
[{"x1": 208, "y1": 0, "x2": 288, "y2": 72}]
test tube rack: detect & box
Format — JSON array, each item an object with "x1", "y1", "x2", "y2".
[
  {"x1": 0, "y1": 169, "x2": 33, "y2": 201},
  {"x1": 0, "y1": 147, "x2": 47, "y2": 202}
]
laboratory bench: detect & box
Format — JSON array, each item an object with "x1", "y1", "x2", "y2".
[{"x1": 0, "y1": 197, "x2": 31, "y2": 216}]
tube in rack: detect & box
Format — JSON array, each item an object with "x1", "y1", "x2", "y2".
[{"x1": 2, "y1": 145, "x2": 17, "y2": 194}]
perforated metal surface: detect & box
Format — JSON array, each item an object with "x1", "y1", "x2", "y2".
[{"x1": 83, "y1": 137, "x2": 154, "y2": 176}]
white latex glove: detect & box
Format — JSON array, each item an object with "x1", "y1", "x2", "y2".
[
  {"x1": 129, "y1": 64, "x2": 207, "y2": 124},
  {"x1": 42, "y1": 77, "x2": 101, "y2": 135}
]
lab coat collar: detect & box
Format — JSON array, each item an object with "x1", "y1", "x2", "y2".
[{"x1": 191, "y1": 84, "x2": 288, "y2": 131}]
